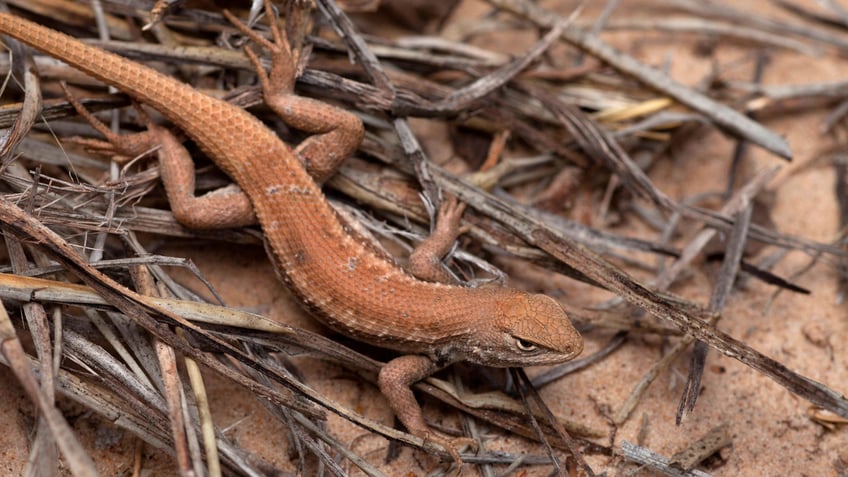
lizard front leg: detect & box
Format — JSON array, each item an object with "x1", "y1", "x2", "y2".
[{"x1": 378, "y1": 355, "x2": 476, "y2": 465}]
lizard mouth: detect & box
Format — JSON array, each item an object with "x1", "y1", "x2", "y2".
[{"x1": 465, "y1": 342, "x2": 583, "y2": 367}]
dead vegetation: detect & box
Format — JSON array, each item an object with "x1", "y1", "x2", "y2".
[{"x1": 0, "y1": 0, "x2": 847, "y2": 475}]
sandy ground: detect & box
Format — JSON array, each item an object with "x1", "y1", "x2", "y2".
[{"x1": 2, "y1": 0, "x2": 848, "y2": 475}]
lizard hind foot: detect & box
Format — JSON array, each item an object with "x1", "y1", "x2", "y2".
[
  {"x1": 223, "y1": 0, "x2": 298, "y2": 95},
  {"x1": 59, "y1": 82, "x2": 161, "y2": 164}
]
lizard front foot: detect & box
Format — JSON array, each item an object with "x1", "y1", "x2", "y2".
[
  {"x1": 408, "y1": 195, "x2": 469, "y2": 284},
  {"x1": 422, "y1": 431, "x2": 478, "y2": 467}
]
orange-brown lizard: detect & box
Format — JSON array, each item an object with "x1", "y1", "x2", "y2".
[{"x1": 0, "y1": 3, "x2": 582, "y2": 461}]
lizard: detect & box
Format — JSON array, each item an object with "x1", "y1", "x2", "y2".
[{"x1": 0, "y1": 2, "x2": 583, "y2": 462}]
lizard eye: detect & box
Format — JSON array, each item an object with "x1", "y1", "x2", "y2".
[{"x1": 516, "y1": 338, "x2": 537, "y2": 351}]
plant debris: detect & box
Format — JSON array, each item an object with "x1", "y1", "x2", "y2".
[{"x1": 0, "y1": 0, "x2": 846, "y2": 475}]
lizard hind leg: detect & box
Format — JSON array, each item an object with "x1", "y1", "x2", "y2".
[
  {"x1": 61, "y1": 83, "x2": 257, "y2": 229},
  {"x1": 223, "y1": 0, "x2": 364, "y2": 183}
]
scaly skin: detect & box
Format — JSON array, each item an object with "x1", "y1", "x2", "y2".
[{"x1": 0, "y1": 10, "x2": 582, "y2": 461}]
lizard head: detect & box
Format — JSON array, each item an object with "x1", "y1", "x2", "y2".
[{"x1": 462, "y1": 291, "x2": 583, "y2": 367}]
